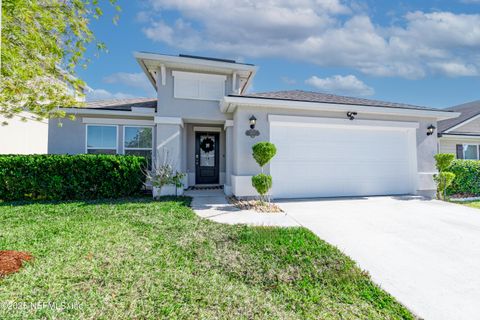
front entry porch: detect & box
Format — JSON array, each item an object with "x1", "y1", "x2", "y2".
[{"x1": 155, "y1": 117, "x2": 233, "y2": 194}]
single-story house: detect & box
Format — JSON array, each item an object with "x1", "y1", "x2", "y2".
[
  {"x1": 438, "y1": 101, "x2": 480, "y2": 159},
  {"x1": 48, "y1": 52, "x2": 460, "y2": 199}
]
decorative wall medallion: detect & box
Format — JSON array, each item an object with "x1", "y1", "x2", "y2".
[{"x1": 245, "y1": 129, "x2": 260, "y2": 138}]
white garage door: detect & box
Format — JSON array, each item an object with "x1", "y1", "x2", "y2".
[{"x1": 269, "y1": 116, "x2": 418, "y2": 199}]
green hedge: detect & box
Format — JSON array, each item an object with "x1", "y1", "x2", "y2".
[
  {"x1": 447, "y1": 160, "x2": 480, "y2": 195},
  {"x1": 0, "y1": 154, "x2": 146, "y2": 201}
]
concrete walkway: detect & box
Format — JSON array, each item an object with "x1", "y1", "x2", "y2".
[
  {"x1": 277, "y1": 196, "x2": 480, "y2": 320},
  {"x1": 186, "y1": 189, "x2": 299, "y2": 227}
]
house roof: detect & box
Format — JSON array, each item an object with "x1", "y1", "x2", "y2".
[
  {"x1": 134, "y1": 51, "x2": 257, "y2": 95},
  {"x1": 438, "y1": 100, "x2": 480, "y2": 133},
  {"x1": 79, "y1": 98, "x2": 157, "y2": 111},
  {"x1": 234, "y1": 90, "x2": 441, "y2": 112}
]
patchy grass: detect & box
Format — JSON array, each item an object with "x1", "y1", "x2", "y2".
[
  {"x1": 0, "y1": 197, "x2": 413, "y2": 319},
  {"x1": 456, "y1": 200, "x2": 480, "y2": 209}
]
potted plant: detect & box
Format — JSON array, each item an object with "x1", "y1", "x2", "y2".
[{"x1": 145, "y1": 152, "x2": 186, "y2": 198}]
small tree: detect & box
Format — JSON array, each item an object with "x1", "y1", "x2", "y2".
[
  {"x1": 251, "y1": 142, "x2": 277, "y2": 202},
  {"x1": 433, "y1": 154, "x2": 456, "y2": 200}
]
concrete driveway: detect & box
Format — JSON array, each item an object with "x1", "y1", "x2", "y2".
[{"x1": 278, "y1": 196, "x2": 480, "y2": 320}]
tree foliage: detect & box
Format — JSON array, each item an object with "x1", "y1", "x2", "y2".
[{"x1": 1, "y1": 0, "x2": 120, "y2": 123}]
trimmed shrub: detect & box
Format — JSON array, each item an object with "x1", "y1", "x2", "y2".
[
  {"x1": 434, "y1": 172, "x2": 455, "y2": 199},
  {"x1": 252, "y1": 142, "x2": 277, "y2": 168},
  {"x1": 447, "y1": 160, "x2": 480, "y2": 195},
  {"x1": 0, "y1": 154, "x2": 146, "y2": 201},
  {"x1": 251, "y1": 174, "x2": 272, "y2": 197},
  {"x1": 434, "y1": 153, "x2": 455, "y2": 172}
]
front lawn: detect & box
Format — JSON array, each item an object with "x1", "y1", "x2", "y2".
[
  {"x1": 0, "y1": 197, "x2": 413, "y2": 319},
  {"x1": 456, "y1": 200, "x2": 480, "y2": 210}
]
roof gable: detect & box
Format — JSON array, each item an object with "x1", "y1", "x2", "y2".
[{"x1": 438, "y1": 100, "x2": 480, "y2": 133}]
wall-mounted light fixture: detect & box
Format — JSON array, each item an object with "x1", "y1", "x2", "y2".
[
  {"x1": 245, "y1": 115, "x2": 260, "y2": 138},
  {"x1": 249, "y1": 115, "x2": 257, "y2": 129},
  {"x1": 346, "y1": 111, "x2": 357, "y2": 120},
  {"x1": 427, "y1": 124, "x2": 436, "y2": 136}
]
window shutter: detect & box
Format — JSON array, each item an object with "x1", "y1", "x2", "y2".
[{"x1": 456, "y1": 144, "x2": 464, "y2": 159}]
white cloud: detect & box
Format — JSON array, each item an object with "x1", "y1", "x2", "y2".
[
  {"x1": 141, "y1": 1, "x2": 480, "y2": 78},
  {"x1": 103, "y1": 72, "x2": 155, "y2": 95},
  {"x1": 305, "y1": 75, "x2": 374, "y2": 96},
  {"x1": 85, "y1": 88, "x2": 137, "y2": 101}
]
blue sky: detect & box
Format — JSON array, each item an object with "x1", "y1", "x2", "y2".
[{"x1": 79, "y1": 0, "x2": 480, "y2": 109}]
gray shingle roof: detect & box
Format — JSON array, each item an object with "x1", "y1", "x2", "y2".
[
  {"x1": 81, "y1": 98, "x2": 157, "y2": 111},
  {"x1": 233, "y1": 90, "x2": 442, "y2": 112},
  {"x1": 438, "y1": 100, "x2": 480, "y2": 133}
]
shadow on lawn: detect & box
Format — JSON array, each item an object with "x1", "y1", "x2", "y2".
[{"x1": 0, "y1": 195, "x2": 192, "y2": 207}]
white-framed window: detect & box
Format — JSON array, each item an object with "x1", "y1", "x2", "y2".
[
  {"x1": 86, "y1": 125, "x2": 118, "y2": 154},
  {"x1": 124, "y1": 126, "x2": 153, "y2": 168},
  {"x1": 172, "y1": 71, "x2": 226, "y2": 101},
  {"x1": 463, "y1": 144, "x2": 479, "y2": 160}
]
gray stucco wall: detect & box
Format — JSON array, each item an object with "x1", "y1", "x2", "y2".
[
  {"x1": 231, "y1": 105, "x2": 439, "y2": 195},
  {"x1": 156, "y1": 67, "x2": 233, "y2": 122},
  {"x1": 48, "y1": 115, "x2": 156, "y2": 158},
  {"x1": 48, "y1": 117, "x2": 86, "y2": 154}
]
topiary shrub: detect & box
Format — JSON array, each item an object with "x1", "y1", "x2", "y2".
[
  {"x1": 251, "y1": 174, "x2": 272, "y2": 197},
  {"x1": 447, "y1": 160, "x2": 480, "y2": 196},
  {"x1": 251, "y1": 142, "x2": 277, "y2": 201},
  {"x1": 252, "y1": 142, "x2": 277, "y2": 169},
  {"x1": 433, "y1": 153, "x2": 455, "y2": 200},
  {"x1": 0, "y1": 154, "x2": 146, "y2": 201}
]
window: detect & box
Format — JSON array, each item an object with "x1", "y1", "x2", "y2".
[
  {"x1": 172, "y1": 71, "x2": 226, "y2": 101},
  {"x1": 464, "y1": 144, "x2": 479, "y2": 160},
  {"x1": 86, "y1": 125, "x2": 117, "y2": 154},
  {"x1": 124, "y1": 126, "x2": 153, "y2": 168}
]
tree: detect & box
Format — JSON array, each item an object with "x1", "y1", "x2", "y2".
[{"x1": 1, "y1": 0, "x2": 120, "y2": 124}]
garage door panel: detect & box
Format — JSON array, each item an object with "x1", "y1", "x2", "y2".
[{"x1": 270, "y1": 122, "x2": 415, "y2": 199}]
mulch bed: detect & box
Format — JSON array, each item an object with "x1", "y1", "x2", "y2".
[
  {"x1": 0, "y1": 251, "x2": 33, "y2": 277},
  {"x1": 227, "y1": 197, "x2": 283, "y2": 213}
]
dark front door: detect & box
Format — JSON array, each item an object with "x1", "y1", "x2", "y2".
[{"x1": 195, "y1": 132, "x2": 220, "y2": 184}]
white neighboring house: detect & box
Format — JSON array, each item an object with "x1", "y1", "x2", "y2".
[
  {"x1": 438, "y1": 101, "x2": 480, "y2": 159},
  {"x1": 0, "y1": 113, "x2": 49, "y2": 154},
  {"x1": 48, "y1": 52, "x2": 460, "y2": 199}
]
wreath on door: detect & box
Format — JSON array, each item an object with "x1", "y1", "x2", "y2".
[{"x1": 200, "y1": 137, "x2": 215, "y2": 153}]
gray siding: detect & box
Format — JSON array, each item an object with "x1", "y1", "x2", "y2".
[
  {"x1": 449, "y1": 117, "x2": 480, "y2": 133},
  {"x1": 439, "y1": 138, "x2": 480, "y2": 156}
]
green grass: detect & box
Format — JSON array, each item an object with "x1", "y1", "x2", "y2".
[
  {"x1": 456, "y1": 200, "x2": 480, "y2": 209},
  {"x1": 0, "y1": 197, "x2": 414, "y2": 319}
]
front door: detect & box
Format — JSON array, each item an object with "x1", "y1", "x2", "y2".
[{"x1": 195, "y1": 132, "x2": 220, "y2": 184}]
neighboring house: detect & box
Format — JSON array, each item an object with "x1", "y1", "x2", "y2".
[
  {"x1": 0, "y1": 113, "x2": 49, "y2": 154},
  {"x1": 48, "y1": 52, "x2": 459, "y2": 199},
  {"x1": 438, "y1": 101, "x2": 480, "y2": 160}
]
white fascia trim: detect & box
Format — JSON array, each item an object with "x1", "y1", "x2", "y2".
[
  {"x1": 82, "y1": 118, "x2": 154, "y2": 126},
  {"x1": 154, "y1": 116, "x2": 184, "y2": 127},
  {"x1": 172, "y1": 70, "x2": 227, "y2": 81},
  {"x1": 193, "y1": 126, "x2": 222, "y2": 132},
  {"x1": 439, "y1": 134, "x2": 480, "y2": 141},
  {"x1": 221, "y1": 96, "x2": 460, "y2": 121},
  {"x1": 131, "y1": 107, "x2": 156, "y2": 114},
  {"x1": 134, "y1": 52, "x2": 257, "y2": 73},
  {"x1": 63, "y1": 108, "x2": 155, "y2": 117},
  {"x1": 268, "y1": 114, "x2": 420, "y2": 130},
  {"x1": 224, "y1": 120, "x2": 234, "y2": 129},
  {"x1": 444, "y1": 113, "x2": 480, "y2": 133}
]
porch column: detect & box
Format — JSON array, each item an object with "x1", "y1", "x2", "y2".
[
  {"x1": 224, "y1": 120, "x2": 234, "y2": 195},
  {"x1": 154, "y1": 117, "x2": 184, "y2": 172}
]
